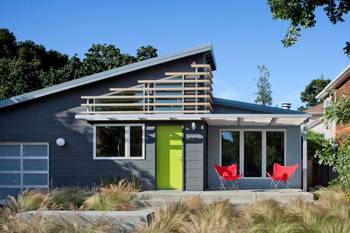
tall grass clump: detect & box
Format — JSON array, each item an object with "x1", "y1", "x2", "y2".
[
  {"x1": 137, "y1": 201, "x2": 189, "y2": 233},
  {"x1": 81, "y1": 178, "x2": 140, "y2": 211},
  {"x1": 47, "y1": 187, "x2": 92, "y2": 210},
  {"x1": 8, "y1": 189, "x2": 48, "y2": 212},
  {"x1": 182, "y1": 199, "x2": 237, "y2": 233},
  {"x1": 315, "y1": 185, "x2": 350, "y2": 219},
  {"x1": 239, "y1": 199, "x2": 304, "y2": 233},
  {"x1": 0, "y1": 207, "x2": 119, "y2": 233}
]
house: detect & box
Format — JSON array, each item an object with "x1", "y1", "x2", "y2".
[
  {"x1": 316, "y1": 65, "x2": 350, "y2": 139},
  {"x1": 304, "y1": 103, "x2": 333, "y2": 139},
  {"x1": 0, "y1": 44, "x2": 309, "y2": 199}
]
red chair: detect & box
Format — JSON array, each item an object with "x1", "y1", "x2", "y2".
[
  {"x1": 214, "y1": 164, "x2": 241, "y2": 190},
  {"x1": 267, "y1": 163, "x2": 299, "y2": 189}
]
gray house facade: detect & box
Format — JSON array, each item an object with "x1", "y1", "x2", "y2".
[{"x1": 0, "y1": 44, "x2": 309, "y2": 198}]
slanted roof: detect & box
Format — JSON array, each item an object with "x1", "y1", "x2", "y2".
[
  {"x1": 0, "y1": 44, "x2": 215, "y2": 109},
  {"x1": 213, "y1": 97, "x2": 305, "y2": 114},
  {"x1": 316, "y1": 64, "x2": 350, "y2": 100},
  {"x1": 304, "y1": 103, "x2": 323, "y2": 115}
]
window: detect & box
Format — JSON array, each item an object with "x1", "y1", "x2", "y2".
[
  {"x1": 96, "y1": 126, "x2": 125, "y2": 158},
  {"x1": 266, "y1": 131, "x2": 285, "y2": 175},
  {"x1": 94, "y1": 124, "x2": 144, "y2": 159},
  {"x1": 244, "y1": 131, "x2": 262, "y2": 177},
  {"x1": 220, "y1": 130, "x2": 285, "y2": 178},
  {"x1": 221, "y1": 131, "x2": 240, "y2": 167},
  {"x1": 130, "y1": 126, "x2": 143, "y2": 158}
]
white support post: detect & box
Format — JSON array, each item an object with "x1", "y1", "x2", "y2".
[{"x1": 302, "y1": 123, "x2": 308, "y2": 191}]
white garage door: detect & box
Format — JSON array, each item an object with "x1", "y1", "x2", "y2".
[{"x1": 0, "y1": 143, "x2": 49, "y2": 199}]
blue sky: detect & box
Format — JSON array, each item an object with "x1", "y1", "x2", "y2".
[{"x1": 0, "y1": 1, "x2": 349, "y2": 109}]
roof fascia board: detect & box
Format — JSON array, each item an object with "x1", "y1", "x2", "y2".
[{"x1": 316, "y1": 64, "x2": 350, "y2": 100}]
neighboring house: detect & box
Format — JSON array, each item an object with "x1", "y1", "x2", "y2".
[
  {"x1": 316, "y1": 65, "x2": 350, "y2": 139},
  {"x1": 304, "y1": 103, "x2": 334, "y2": 139},
  {"x1": 0, "y1": 44, "x2": 309, "y2": 199}
]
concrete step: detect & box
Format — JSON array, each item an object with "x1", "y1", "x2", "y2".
[{"x1": 135, "y1": 190, "x2": 314, "y2": 206}]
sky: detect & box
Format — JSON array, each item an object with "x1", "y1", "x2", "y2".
[{"x1": 0, "y1": 1, "x2": 349, "y2": 110}]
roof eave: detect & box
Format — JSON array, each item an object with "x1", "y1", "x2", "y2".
[{"x1": 316, "y1": 64, "x2": 350, "y2": 100}]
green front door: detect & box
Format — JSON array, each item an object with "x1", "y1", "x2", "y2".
[{"x1": 156, "y1": 125, "x2": 183, "y2": 190}]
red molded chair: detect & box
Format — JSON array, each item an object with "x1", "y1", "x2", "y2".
[
  {"x1": 214, "y1": 164, "x2": 241, "y2": 190},
  {"x1": 267, "y1": 163, "x2": 299, "y2": 189}
]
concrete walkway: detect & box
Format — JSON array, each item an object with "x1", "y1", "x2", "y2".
[{"x1": 136, "y1": 189, "x2": 314, "y2": 205}]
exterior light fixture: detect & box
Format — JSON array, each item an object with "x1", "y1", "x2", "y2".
[
  {"x1": 56, "y1": 138, "x2": 65, "y2": 147},
  {"x1": 191, "y1": 122, "x2": 196, "y2": 130}
]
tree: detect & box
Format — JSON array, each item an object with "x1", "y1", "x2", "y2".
[
  {"x1": 0, "y1": 28, "x2": 158, "y2": 100},
  {"x1": 268, "y1": 0, "x2": 350, "y2": 56},
  {"x1": 299, "y1": 75, "x2": 331, "y2": 110},
  {"x1": 136, "y1": 45, "x2": 158, "y2": 61},
  {"x1": 0, "y1": 28, "x2": 17, "y2": 58},
  {"x1": 254, "y1": 65, "x2": 272, "y2": 105}
]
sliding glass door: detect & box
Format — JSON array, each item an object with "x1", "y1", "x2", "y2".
[
  {"x1": 244, "y1": 131, "x2": 262, "y2": 177},
  {"x1": 220, "y1": 130, "x2": 285, "y2": 178}
]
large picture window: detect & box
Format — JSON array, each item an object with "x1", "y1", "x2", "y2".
[
  {"x1": 220, "y1": 129, "x2": 285, "y2": 178},
  {"x1": 94, "y1": 124, "x2": 144, "y2": 159}
]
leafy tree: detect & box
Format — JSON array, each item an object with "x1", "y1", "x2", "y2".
[
  {"x1": 136, "y1": 45, "x2": 158, "y2": 61},
  {"x1": 0, "y1": 28, "x2": 158, "y2": 99},
  {"x1": 324, "y1": 93, "x2": 350, "y2": 126},
  {"x1": 0, "y1": 28, "x2": 17, "y2": 58},
  {"x1": 299, "y1": 75, "x2": 331, "y2": 110},
  {"x1": 254, "y1": 65, "x2": 273, "y2": 105},
  {"x1": 268, "y1": 0, "x2": 350, "y2": 56}
]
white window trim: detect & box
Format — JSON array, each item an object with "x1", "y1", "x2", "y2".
[
  {"x1": 219, "y1": 129, "x2": 287, "y2": 179},
  {"x1": 0, "y1": 142, "x2": 49, "y2": 191},
  {"x1": 93, "y1": 124, "x2": 145, "y2": 160}
]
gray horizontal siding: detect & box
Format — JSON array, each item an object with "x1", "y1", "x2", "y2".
[
  {"x1": 0, "y1": 54, "x2": 207, "y2": 190},
  {"x1": 183, "y1": 122, "x2": 205, "y2": 191}
]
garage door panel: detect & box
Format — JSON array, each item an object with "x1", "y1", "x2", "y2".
[
  {"x1": 23, "y1": 145, "x2": 48, "y2": 157},
  {"x1": 0, "y1": 160, "x2": 20, "y2": 170},
  {"x1": 0, "y1": 145, "x2": 20, "y2": 156},
  {"x1": 23, "y1": 159, "x2": 47, "y2": 170},
  {"x1": 0, "y1": 188, "x2": 21, "y2": 199},
  {"x1": 0, "y1": 143, "x2": 49, "y2": 199},
  {"x1": 23, "y1": 174, "x2": 48, "y2": 185},
  {"x1": 0, "y1": 174, "x2": 21, "y2": 185}
]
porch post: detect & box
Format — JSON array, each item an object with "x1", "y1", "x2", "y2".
[{"x1": 302, "y1": 123, "x2": 308, "y2": 191}]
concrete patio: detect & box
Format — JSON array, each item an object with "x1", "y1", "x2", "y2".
[{"x1": 136, "y1": 189, "x2": 314, "y2": 206}]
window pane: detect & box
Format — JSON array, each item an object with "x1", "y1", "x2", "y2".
[
  {"x1": 0, "y1": 145, "x2": 20, "y2": 156},
  {"x1": 130, "y1": 126, "x2": 143, "y2": 157},
  {"x1": 96, "y1": 126, "x2": 125, "y2": 157},
  {"x1": 221, "y1": 131, "x2": 240, "y2": 167},
  {"x1": 244, "y1": 131, "x2": 262, "y2": 177},
  {"x1": 266, "y1": 131, "x2": 284, "y2": 175},
  {"x1": 23, "y1": 145, "x2": 47, "y2": 157}
]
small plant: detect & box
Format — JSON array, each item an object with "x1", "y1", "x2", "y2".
[{"x1": 100, "y1": 176, "x2": 142, "y2": 191}]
